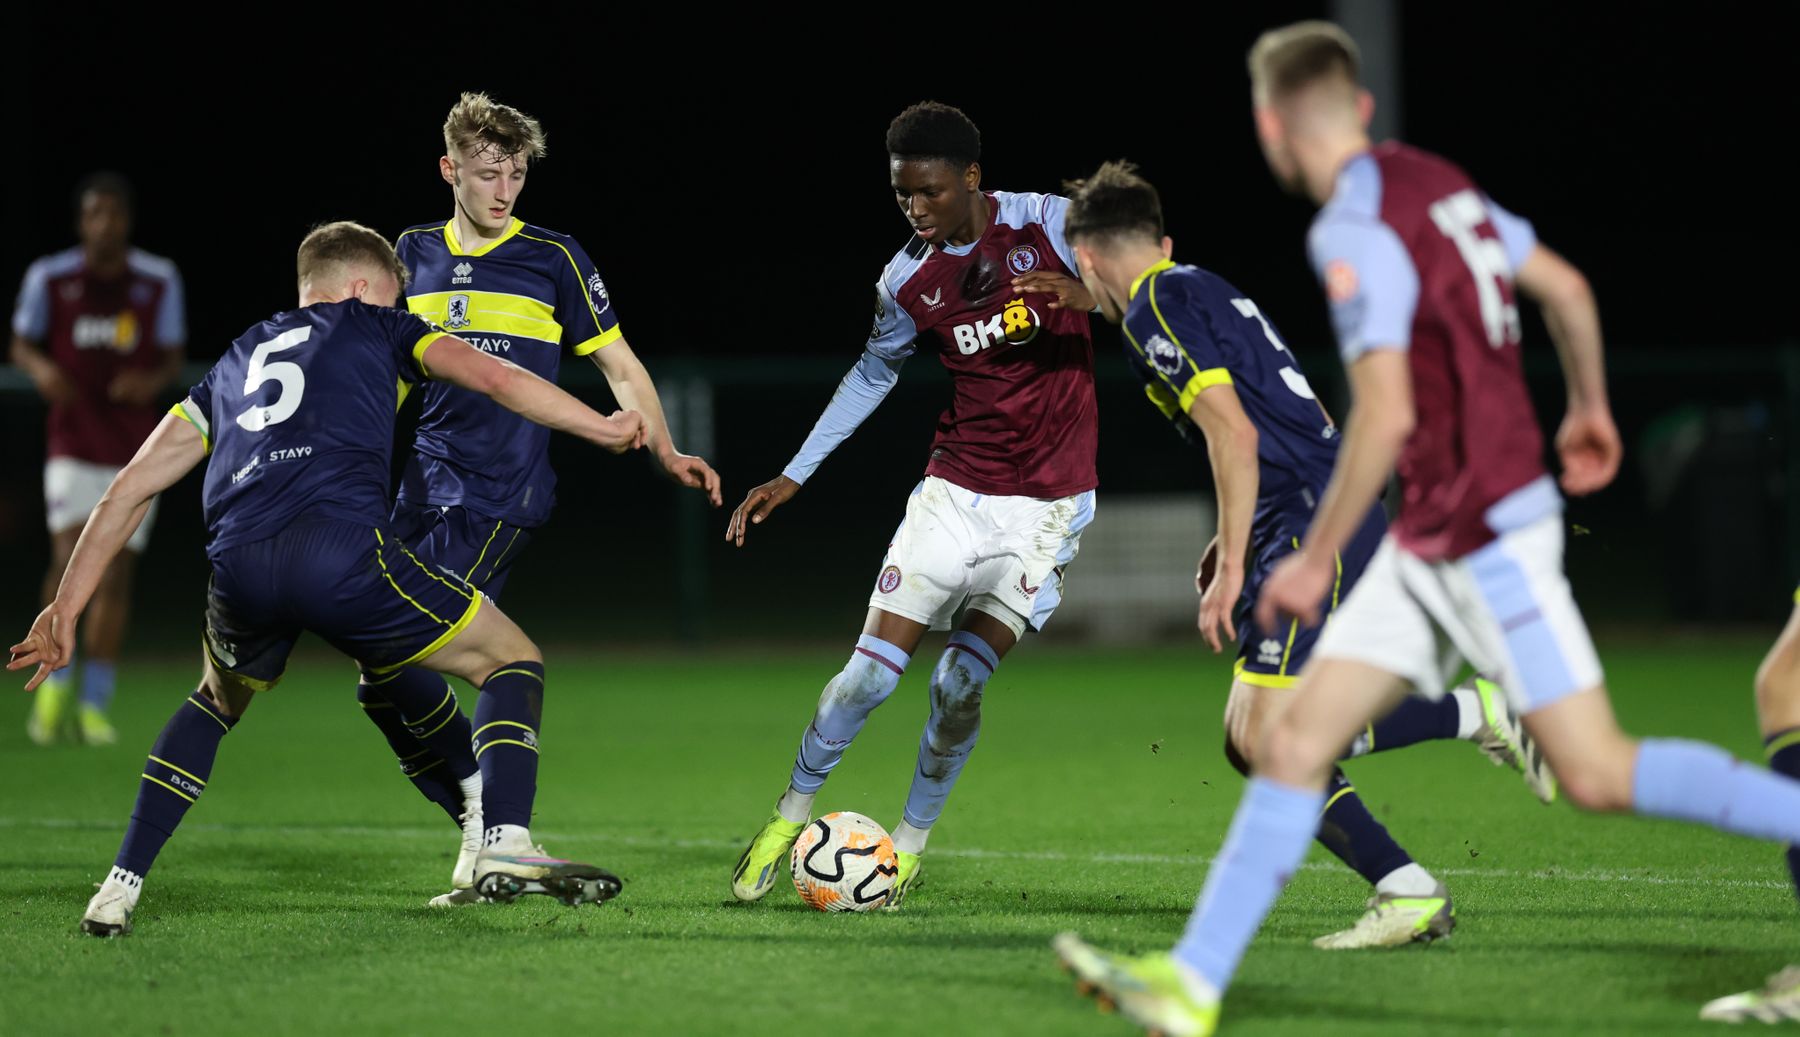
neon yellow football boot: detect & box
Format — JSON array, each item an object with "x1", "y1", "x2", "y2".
[
  {"x1": 27, "y1": 671, "x2": 75, "y2": 746},
  {"x1": 731, "y1": 806, "x2": 805, "y2": 901},
  {"x1": 1053, "y1": 932, "x2": 1220, "y2": 1037},
  {"x1": 881, "y1": 851, "x2": 923, "y2": 911}
]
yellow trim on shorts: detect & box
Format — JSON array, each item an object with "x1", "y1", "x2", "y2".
[
  {"x1": 1232, "y1": 658, "x2": 1300, "y2": 689},
  {"x1": 368, "y1": 591, "x2": 482, "y2": 676},
  {"x1": 484, "y1": 529, "x2": 524, "y2": 583},
  {"x1": 199, "y1": 641, "x2": 280, "y2": 694},
  {"x1": 467, "y1": 521, "x2": 506, "y2": 584},
  {"x1": 1768, "y1": 729, "x2": 1800, "y2": 757}
]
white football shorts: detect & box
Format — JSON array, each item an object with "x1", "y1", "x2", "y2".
[
  {"x1": 867, "y1": 476, "x2": 1096, "y2": 640},
  {"x1": 45, "y1": 457, "x2": 157, "y2": 553},
  {"x1": 1312, "y1": 511, "x2": 1602, "y2": 714}
]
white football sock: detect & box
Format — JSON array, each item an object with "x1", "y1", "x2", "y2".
[
  {"x1": 777, "y1": 786, "x2": 815, "y2": 825},
  {"x1": 105, "y1": 866, "x2": 144, "y2": 909},
  {"x1": 1452, "y1": 685, "x2": 1484, "y2": 740},
  {"x1": 1374, "y1": 862, "x2": 1438, "y2": 897},
  {"x1": 483, "y1": 823, "x2": 532, "y2": 851},
  {"x1": 893, "y1": 819, "x2": 931, "y2": 855}
]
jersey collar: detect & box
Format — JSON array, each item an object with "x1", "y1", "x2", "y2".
[
  {"x1": 444, "y1": 217, "x2": 524, "y2": 257},
  {"x1": 1129, "y1": 258, "x2": 1178, "y2": 300}
]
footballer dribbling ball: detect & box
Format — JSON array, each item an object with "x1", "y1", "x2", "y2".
[{"x1": 791, "y1": 811, "x2": 899, "y2": 912}]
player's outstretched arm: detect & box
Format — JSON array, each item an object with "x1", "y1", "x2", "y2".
[
  {"x1": 1515, "y1": 244, "x2": 1620, "y2": 496},
  {"x1": 420, "y1": 334, "x2": 646, "y2": 454},
  {"x1": 1257, "y1": 350, "x2": 1413, "y2": 631},
  {"x1": 588, "y1": 337, "x2": 721, "y2": 506},
  {"x1": 1187, "y1": 385, "x2": 1260, "y2": 653},
  {"x1": 8, "y1": 413, "x2": 206, "y2": 689}
]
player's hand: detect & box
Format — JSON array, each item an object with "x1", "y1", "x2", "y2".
[
  {"x1": 599, "y1": 409, "x2": 648, "y2": 454},
  {"x1": 1011, "y1": 271, "x2": 1095, "y2": 311},
  {"x1": 657, "y1": 449, "x2": 723, "y2": 507},
  {"x1": 1195, "y1": 536, "x2": 1220, "y2": 597},
  {"x1": 30, "y1": 366, "x2": 78, "y2": 407},
  {"x1": 1198, "y1": 559, "x2": 1243, "y2": 654},
  {"x1": 8, "y1": 604, "x2": 76, "y2": 692},
  {"x1": 1555, "y1": 405, "x2": 1622, "y2": 497},
  {"x1": 108, "y1": 369, "x2": 162, "y2": 406},
  {"x1": 1255, "y1": 549, "x2": 1335, "y2": 632},
  {"x1": 727, "y1": 475, "x2": 800, "y2": 547}
]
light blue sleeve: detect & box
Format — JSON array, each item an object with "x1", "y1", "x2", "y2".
[
  {"x1": 781, "y1": 274, "x2": 917, "y2": 483},
  {"x1": 782, "y1": 349, "x2": 906, "y2": 484},
  {"x1": 11, "y1": 259, "x2": 49, "y2": 340},
  {"x1": 1307, "y1": 216, "x2": 1420, "y2": 362},
  {"x1": 1036, "y1": 193, "x2": 1080, "y2": 273},
  {"x1": 155, "y1": 264, "x2": 187, "y2": 348},
  {"x1": 1483, "y1": 195, "x2": 1538, "y2": 273}
]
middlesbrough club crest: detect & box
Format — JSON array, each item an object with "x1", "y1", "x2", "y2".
[
  {"x1": 877, "y1": 565, "x2": 902, "y2": 594},
  {"x1": 1006, "y1": 245, "x2": 1040, "y2": 275}
]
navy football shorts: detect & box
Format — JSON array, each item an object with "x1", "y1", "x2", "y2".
[
  {"x1": 203, "y1": 517, "x2": 482, "y2": 690},
  {"x1": 1232, "y1": 503, "x2": 1388, "y2": 688},
  {"x1": 388, "y1": 502, "x2": 533, "y2": 601}
]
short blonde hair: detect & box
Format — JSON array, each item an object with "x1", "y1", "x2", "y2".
[
  {"x1": 443, "y1": 91, "x2": 547, "y2": 164},
  {"x1": 1247, "y1": 21, "x2": 1361, "y2": 106},
  {"x1": 296, "y1": 221, "x2": 407, "y2": 290}
]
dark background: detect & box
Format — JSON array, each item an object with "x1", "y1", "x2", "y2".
[{"x1": 7, "y1": 5, "x2": 1797, "y2": 649}]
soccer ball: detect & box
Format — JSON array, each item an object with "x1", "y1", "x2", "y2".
[{"x1": 790, "y1": 811, "x2": 899, "y2": 912}]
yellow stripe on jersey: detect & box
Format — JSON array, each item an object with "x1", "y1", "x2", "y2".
[
  {"x1": 407, "y1": 292, "x2": 562, "y2": 347},
  {"x1": 169, "y1": 399, "x2": 212, "y2": 454},
  {"x1": 396, "y1": 377, "x2": 413, "y2": 412},
  {"x1": 516, "y1": 229, "x2": 614, "y2": 344}
]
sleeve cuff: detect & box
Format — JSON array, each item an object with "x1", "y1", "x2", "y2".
[
  {"x1": 1176, "y1": 368, "x2": 1234, "y2": 412},
  {"x1": 411, "y1": 332, "x2": 446, "y2": 378},
  {"x1": 169, "y1": 399, "x2": 212, "y2": 455},
  {"x1": 571, "y1": 325, "x2": 624, "y2": 357}
]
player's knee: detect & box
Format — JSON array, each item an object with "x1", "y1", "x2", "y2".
[
  {"x1": 820, "y1": 655, "x2": 901, "y2": 718},
  {"x1": 929, "y1": 656, "x2": 986, "y2": 720},
  {"x1": 1552, "y1": 746, "x2": 1637, "y2": 813},
  {"x1": 1258, "y1": 712, "x2": 1338, "y2": 787}
]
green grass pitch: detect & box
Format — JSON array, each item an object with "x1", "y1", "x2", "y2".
[{"x1": 2, "y1": 637, "x2": 1792, "y2": 1035}]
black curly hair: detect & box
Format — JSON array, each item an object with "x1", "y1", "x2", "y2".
[{"x1": 886, "y1": 101, "x2": 981, "y2": 169}]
